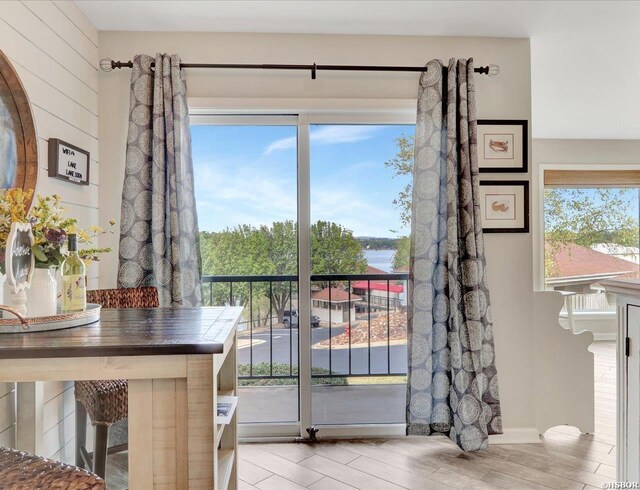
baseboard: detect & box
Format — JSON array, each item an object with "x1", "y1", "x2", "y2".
[
  {"x1": 593, "y1": 333, "x2": 616, "y2": 341},
  {"x1": 489, "y1": 428, "x2": 541, "y2": 444}
]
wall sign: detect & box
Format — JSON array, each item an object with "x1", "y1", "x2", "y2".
[
  {"x1": 6, "y1": 222, "x2": 34, "y2": 293},
  {"x1": 48, "y1": 138, "x2": 90, "y2": 185}
]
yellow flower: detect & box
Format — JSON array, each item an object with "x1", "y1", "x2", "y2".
[
  {"x1": 90, "y1": 225, "x2": 104, "y2": 234},
  {"x1": 78, "y1": 230, "x2": 91, "y2": 242},
  {"x1": 109, "y1": 219, "x2": 116, "y2": 226}
]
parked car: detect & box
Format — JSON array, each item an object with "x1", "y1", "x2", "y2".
[{"x1": 283, "y1": 309, "x2": 321, "y2": 328}]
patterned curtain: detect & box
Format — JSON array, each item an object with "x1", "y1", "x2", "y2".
[
  {"x1": 118, "y1": 54, "x2": 202, "y2": 307},
  {"x1": 407, "y1": 58, "x2": 502, "y2": 451}
]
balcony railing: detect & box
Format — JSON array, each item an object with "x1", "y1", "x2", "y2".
[
  {"x1": 561, "y1": 291, "x2": 616, "y2": 313},
  {"x1": 201, "y1": 273, "x2": 409, "y2": 381}
]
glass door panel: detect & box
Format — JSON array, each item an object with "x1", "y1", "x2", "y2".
[
  {"x1": 309, "y1": 123, "x2": 414, "y2": 425},
  {"x1": 191, "y1": 117, "x2": 299, "y2": 424}
]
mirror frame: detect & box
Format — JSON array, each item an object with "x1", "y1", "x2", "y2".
[{"x1": 0, "y1": 49, "x2": 38, "y2": 211}]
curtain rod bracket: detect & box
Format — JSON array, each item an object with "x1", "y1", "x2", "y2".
[{"x1": 311, "y1": 63, "x2": 317, "y2": 80}]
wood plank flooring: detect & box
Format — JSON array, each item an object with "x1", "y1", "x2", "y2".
[
  {"x1": 104, "y1": 341, "x2": 616, "y2": 489},
  {"x1": 238, "y1": 341, "x2": 617, "y2": 490}
]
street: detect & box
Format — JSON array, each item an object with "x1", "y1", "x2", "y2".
[{"x1": 237, "y1": 325, "x2": 408, "y2": 376}]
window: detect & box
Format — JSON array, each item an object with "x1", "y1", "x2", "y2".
[{"x1": 544, "y1": 170, "x2": 640, "y2": 313}]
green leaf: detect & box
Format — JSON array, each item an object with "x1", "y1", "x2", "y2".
[{"x1": 32, "y1": 245, "x2": 48, "y2": 262}]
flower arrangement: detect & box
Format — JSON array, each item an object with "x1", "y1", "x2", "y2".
[{"x1": 0, "y1": 188, "x2": 115, "y2": 273}]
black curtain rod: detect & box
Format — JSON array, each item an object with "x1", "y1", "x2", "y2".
[{"x1": 99, "y1": 58, "x2": 500, "y2": 80}]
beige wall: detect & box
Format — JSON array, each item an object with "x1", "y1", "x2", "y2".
[
  {"x1": 98, "y1": 31, "x2": 536, "y2": 436},
  {"x1": 0, "y1": 0, "x2": 99, "y2": 460},
  {"x1": 534, "y1": 139, "x2": 640, "y2": 165}
]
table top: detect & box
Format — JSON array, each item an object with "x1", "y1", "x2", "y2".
[{"x1": 0, "y1": 306, "x2": 243, "y2": 359}]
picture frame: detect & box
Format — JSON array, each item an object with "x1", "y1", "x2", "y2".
[
  {"x1": 477, "y1": 119, "x2": 528, "y2": 173},
  {"x1": 479, "y1": 180, "x2": 529, "y2": 233},
  {"x1": 48, "y1": 138, "x2": 90, "y2": 186}
]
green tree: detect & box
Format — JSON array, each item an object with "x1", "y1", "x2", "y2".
[
  {"x1": 384, "y1": 134, "x2": 414, "y2": 230},
  {"x1": 392, "y1": 235, "x2": 410, "y2": 271},
  {"x1": 200, "y1": 220, "x2": 366, "y2": 323},
  {"x1": 311, "y1": 221, "x2": 367, "y2": 275},
  {"x1": 544, "y1": 188, "x2": 640, "y2": 278}
]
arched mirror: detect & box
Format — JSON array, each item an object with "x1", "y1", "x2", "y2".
[{"x1": 0, "y1": 49, "x2": 38, "y2": 210}]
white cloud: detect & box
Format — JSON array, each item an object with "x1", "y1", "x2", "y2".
[
  {"x1": 263, "y1": 125, "x2": 382, "y2": 155},
  {"x1": 311, "y1": 186, "x2": 399, "y2": 237},
  {"x1": 194, "y1": 159, "x2": 297, "y2": 232}
]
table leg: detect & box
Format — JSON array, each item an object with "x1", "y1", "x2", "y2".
[
  {"x1": 129, "y1": 378, "x2": 190, "y2": 489},
  {"x1": 128, "y1": 379, "x2": 153, "y2": 489},
  {"x1": 187, "y1": 355, "x2": 215, "y2": 489}
]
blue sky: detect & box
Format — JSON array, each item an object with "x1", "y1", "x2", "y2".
[{"x1": 191, "y1": 124, "x2": 414, "y2": 237}]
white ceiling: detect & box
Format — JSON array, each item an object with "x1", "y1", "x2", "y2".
[{"x1": 76, "y1": 1, "x2": 640, "y2": 140}]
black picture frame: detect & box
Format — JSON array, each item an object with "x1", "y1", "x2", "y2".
[
  {"x1": 479, "y1": 180, "x2": 529, "y2": 233},
  {"x1": 477, "y1": 119, "x2": 528, "y2": 173}
]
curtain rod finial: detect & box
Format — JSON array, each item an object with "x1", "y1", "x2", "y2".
[
  {"x1": 99, "y1": 58, "x2": 114, "y2": 72},
  {"x1": 488, "y1": 64, "x2": 500, "y2": 77}
]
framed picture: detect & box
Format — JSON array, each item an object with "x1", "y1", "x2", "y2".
[
  {"x1": 479, "y1": 180, "x2": 529, "y2": 233},
  {"x1": 48, "y1": 138, "x2": 90, "y2": 186},
  {"x1": 477, "y1": 119, "x2": 528, "y2": 173}
]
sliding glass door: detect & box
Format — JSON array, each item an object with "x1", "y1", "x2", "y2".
[
  {"x1": 191, "y1": 112, "x2": 415, "y2": 438},
  {"x1": 308, "y1": 123, "x2": 413, "y2": 430}
]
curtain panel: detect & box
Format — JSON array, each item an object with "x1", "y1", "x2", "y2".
[
  {"x1": 118, "y1": 54, "x2": 202, "y2": 307},
  {"x1": 407, "y1": 58, "x2": 502, "y2": 451}
]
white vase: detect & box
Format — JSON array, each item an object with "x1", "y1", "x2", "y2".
[{"x1": 26, "y1": 267, "x2": 58, "y2": 317}]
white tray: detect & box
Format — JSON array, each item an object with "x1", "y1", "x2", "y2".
[{"x1": 0, "y1": 303, "x2": 101, "y2": 333}]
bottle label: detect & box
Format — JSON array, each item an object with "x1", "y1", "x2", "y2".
[{"x1": 62, "y1": 274, "x2": 86, "y2": 312}]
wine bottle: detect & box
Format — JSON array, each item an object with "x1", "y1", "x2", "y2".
[{"x1": 61, "y1": 233, "x2": 86, "y2": 312}]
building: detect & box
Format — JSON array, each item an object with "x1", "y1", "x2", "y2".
[
  {"x1": 352, "y1": 265, "x2": 405, "y2": 310},
  {"x1": 311, "y1": 287, "x2": 361, "y2": 324}
]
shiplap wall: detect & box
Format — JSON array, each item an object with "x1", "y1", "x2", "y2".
[{"x1": 0, "y1": 0, "x2": 99, "y2": 459}]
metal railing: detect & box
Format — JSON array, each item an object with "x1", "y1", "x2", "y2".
[{"x1": 201, "y1": 273, "x2": 409, "y2": 381}]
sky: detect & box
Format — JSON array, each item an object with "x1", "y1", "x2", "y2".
[{"x1": 191, "y1": 123, "x2": 414, "y2": 238}]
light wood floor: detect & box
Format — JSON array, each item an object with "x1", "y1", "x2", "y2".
[
  {"x1": 103, "y1": 341, "x2": 615, "y2": 489},
  {"x1": 237, "y1": 341, "x2": 617, "y2": 490}
]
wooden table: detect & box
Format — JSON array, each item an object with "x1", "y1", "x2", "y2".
[{"x1": 0, "y1": 306, "x2": 242, "y2": 490}]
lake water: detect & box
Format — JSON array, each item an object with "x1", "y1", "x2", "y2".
[{"x1": 364, "y1": 249, "x2": 395, "y2": 272}]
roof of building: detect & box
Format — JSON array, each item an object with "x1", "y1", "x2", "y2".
[
  {"x1": 366, "y1": 265, "x2": 389, "y2": 275},
  {"x1": 352, "y1": 281, "x2": 404, "y2": 293},
  {"x1": 546, "y1": 241, "x2": 639, "y2": 280},
  {"x1": 591, "y1": 243, "x2": 640, "y2": 257},
  {"x1": 311, "y1": 287, "x2": 362, "y2": 302}
]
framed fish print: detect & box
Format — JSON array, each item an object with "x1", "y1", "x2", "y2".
[
  {"x1": 477, "y1": 120, "x2": 528, "y2": 173},
  {"x1": 479, "y1": 180, "x2": 529, "y2": 233}
]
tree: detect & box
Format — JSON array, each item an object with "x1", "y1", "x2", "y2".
[
  {"x1": 200, "y1": 220, "x2": 366, "y2": 323},
  {"x1": 310, "y1": 221, "x2": 367, "y2": 275},
  {"x1": 384, "y1": 134, "x2": 414, "y2": 230},
  {"x1": 392, "y1": 236, "x2": 410, "y2": 271},
  {"x1": 544, "y1": 188, "x2": 640, "y2": 277}
]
